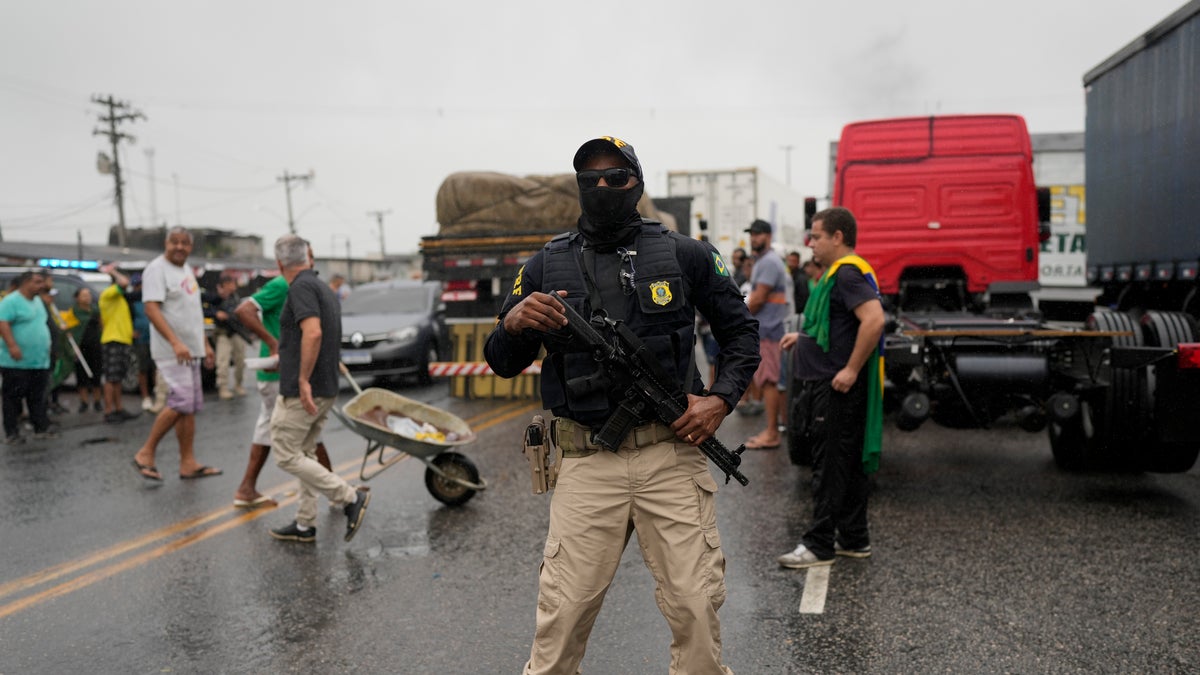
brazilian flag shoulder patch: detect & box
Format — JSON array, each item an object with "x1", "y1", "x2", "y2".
[{"x1": 712, "y1": 252, "x2": 730, "y2": 277}]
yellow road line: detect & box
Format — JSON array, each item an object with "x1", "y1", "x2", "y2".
[{"x1": 0, "y1": 400, "x2": 539, "y2": 619}]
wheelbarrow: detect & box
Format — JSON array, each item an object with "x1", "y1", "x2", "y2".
[{"x1": 331, "y1": 364, "x2": 486, "y2": 506}]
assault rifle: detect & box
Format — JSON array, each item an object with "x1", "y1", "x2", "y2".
[{"x1": 549, "y1": 293, "x2": 749, "y2": 486}]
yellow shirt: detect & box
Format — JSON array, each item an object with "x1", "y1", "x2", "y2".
[{"x1": 98, "y1": 284, "x2": 134, "y2": 345}]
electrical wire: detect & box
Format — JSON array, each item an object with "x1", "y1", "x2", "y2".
[
  {"x1": 123, "y1": 168, "x2": 275, "y2": 194},
  {"x1": 2, "y1": 191, "x2": 114, "y2": 229}
]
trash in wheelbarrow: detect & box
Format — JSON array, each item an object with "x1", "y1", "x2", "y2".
[
  {"x1": 331, "y1": 386, "x2": 485, "y2": 506},
  {"x1": 355, "y1": 406, "x2": 469, "y2": 443}
]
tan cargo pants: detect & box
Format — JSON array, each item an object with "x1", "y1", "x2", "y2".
[
  {"x1": 214, "y1": 332, "x2": 247, "y2": 394},
  {"x1": 524, "y1": 420, "x2": 734, "y2": 675},
  {"x1": 270, "y1": 396, "x2": 357, "y2": 527}
]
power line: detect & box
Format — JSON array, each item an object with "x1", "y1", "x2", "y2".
[
  {"x1": 122, "y1": 168, "x2": 275, "y2": 194},
  {"x1": 1, "y1": 190, "x2": 115, "y2": 221}
]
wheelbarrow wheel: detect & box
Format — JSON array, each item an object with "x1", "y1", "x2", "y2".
[{"x1": 425, "y1": 452, "x2": 480, "y2": 506}]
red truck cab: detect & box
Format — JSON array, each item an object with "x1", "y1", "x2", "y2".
[{"x1": 834, "y1": 115, "x2": 1045, "y2": 309}]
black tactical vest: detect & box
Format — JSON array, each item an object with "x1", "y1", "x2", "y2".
[{"x1": 539, "y1": 221, "x2": 698, "y2": 426}]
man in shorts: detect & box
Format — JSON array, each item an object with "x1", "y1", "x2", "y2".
[
  {"x1": 131, "y1": 227, "x2": 223, "y2": 482},
  {"x1": 744, "y1": 219, "x2": 792, "y2": 449},
  {"x1": 232, "y1": 255, "x2": 333, "y2": 509},
  {"x1": 98, "y1": 264, "x2": 141, "y2": 424}
]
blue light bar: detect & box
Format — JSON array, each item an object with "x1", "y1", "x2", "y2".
[{"x1": 37, "y1": 258, "x2": 101, "y2": 270}]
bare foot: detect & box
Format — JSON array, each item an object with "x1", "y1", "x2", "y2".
[{"x1": 745, "y1": 432, "x2": 781, "y2": 450}]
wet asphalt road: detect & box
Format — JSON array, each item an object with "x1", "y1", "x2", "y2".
[{"x1": 1, "y1": 379, "x2": 1198, "y2": 674}]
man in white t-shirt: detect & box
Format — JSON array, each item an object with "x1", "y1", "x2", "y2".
[{"x1": 131, "y1": 227, "x2": 223, "y2": 482}]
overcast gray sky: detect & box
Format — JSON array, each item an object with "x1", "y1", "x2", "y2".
[{"x1": 0, "y1": 0, "x2": 1187, "y2": 258}]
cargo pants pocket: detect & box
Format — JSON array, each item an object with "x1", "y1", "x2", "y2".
[
  {"x1": 536, "y1": 537, "x2": 563, "y2": 612},
  {"x1": 691, "y1": 471, "x2": 727, "y2": 607}
]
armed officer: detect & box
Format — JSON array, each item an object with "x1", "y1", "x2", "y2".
[{"x1": 484, "y1": 136, "x2": 759, "y2": 675}]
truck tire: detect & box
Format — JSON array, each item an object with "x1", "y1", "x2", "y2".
[
  {"x1": 1084, "y1": 309, "x2": 1147, "y2": 468},
  {"x1": 1140, "y1": 310, "x2": 1200, "y2": 472},
  {"x1": 1057, "y1": 311, "x2": 1149, "y2": 471}
]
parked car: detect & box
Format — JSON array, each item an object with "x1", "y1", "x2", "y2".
[{"x1": 339, "y1": 280, "x2": 447, "y2": 385}]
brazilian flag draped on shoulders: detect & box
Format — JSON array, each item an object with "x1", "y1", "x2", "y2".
[{"x1": 801, "y1": 254, "x2": 884, "y2": 474}]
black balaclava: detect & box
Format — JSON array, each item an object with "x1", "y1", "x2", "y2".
[
  {"x1": 578, "y1": 181, "x2": 644, "y2": 249},
  {"x1": 573, "y1": 137, "x2": 645, "y2": 250}
]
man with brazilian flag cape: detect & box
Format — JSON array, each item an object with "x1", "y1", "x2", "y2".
[
  {"x1": 803, "y1": 256, "x2": 885, "y2": 474},
  {"x1": 777, "y1": 206, "x2": 886, "y2": 570}
]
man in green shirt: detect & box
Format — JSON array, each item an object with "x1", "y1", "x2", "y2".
[
  {"x1": 232, "y1": 272, "x2": 332, "y2": 509},
  {"x1": 0, "y1": 270, "x2": 55, "y2": 443}
]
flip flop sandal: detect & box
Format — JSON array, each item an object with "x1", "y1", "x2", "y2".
[
  {"x1": 180, "y1": 466, "x2": 224, "y2": 480},
  {"x1": 131, "y1": 459, "x2": 163, "y2": 481}
]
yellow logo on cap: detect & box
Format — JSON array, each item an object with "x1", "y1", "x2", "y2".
[
  {"x1": 649, "y1": 280, "x2": 672, "y2": 306},
  {"x1": 601, "y1": 136, "x2": 628, "y2": 148}
]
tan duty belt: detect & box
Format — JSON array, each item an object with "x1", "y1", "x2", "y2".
[{"x1": 551, "y1": 417, "x2": 676, "y2": 457}]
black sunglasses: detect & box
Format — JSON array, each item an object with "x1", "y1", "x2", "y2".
[{"x1": 576, "y1": 167, "x2": 636, "y2": 189}]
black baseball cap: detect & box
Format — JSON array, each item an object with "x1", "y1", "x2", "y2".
[
  {"x1": 573, "y1": 136, "x2": 642, "y2": 178},
  {"x1": 745, "y1": 219, "x2": 772, "y2": 235}
]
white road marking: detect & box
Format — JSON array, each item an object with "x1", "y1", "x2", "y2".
[{"x1": 798, "y1": 565, "x2": 831, "y2": 614}]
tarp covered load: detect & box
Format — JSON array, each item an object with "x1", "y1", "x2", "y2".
[{"x1": 436, "y1": 172, "x2": 671, "y2": 237}]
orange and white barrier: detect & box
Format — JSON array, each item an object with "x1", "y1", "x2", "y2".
[{"x1": 427, "y1": 361, "x2": 542, "y2": 377}]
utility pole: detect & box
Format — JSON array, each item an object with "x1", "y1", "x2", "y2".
[
  {"x1": 92, "y1": 94, "x2": 145, "y2": 248},
  {"x1": 277, "y1": 170, "x2": 313, "y2": 234},
  {"x1": 172, "y1": 173, "x2": 181, "y2": 228},
  {"x1": 367, "y1": 209, "x2": 391, "y2": 257},
  {"x1": 145, "y1": 148, "x2": 157, "y2": 229},
  {"x1": 780, "y1": 144, "x2": 794, "y2": 187}
]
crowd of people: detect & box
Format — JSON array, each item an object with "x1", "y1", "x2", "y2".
[
  {"x1": 0, "y1": 265, "x2": 158, "y2": 443},
  {"x1": 2, "y1": 138, "x2": 886, "y2": 673},
  {"x1": 0, "y1": 230, "x2": 367, "y2": 543}
]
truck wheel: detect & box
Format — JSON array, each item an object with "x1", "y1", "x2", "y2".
[
  {"x1": 1084, "y1": 311, "x2": 1148, "y2": 471},
  {"x1": 1140, "y1": 310, "x2": 1200, "y2": 472}
]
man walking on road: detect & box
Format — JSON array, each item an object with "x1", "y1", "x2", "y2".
[
  {"x1": 131, "y1": 227, "x2": 223, "y2": 482},
  {"x1": 232, "y1": 259, "x2": 333, "y2": 510},
  {"x1": 778, "y1": 207, "x2": 885, "y2": 569},
  {"x1": 267, "y1": 234, "x2": 369, "y2": 543}
]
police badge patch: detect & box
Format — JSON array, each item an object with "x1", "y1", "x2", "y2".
[
  {"x1": 713, "y1": 252, "x2": 730, "y2": 277},
  {"x1": 649, "y1": 280, "x2": 672, "y2": 306}
]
